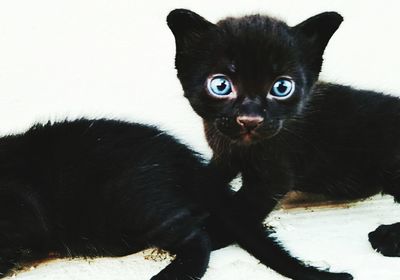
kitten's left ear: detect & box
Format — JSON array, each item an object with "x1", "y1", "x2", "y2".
[
  {"x1": 167, "y1": 9, "x2": 217, "y2": 51},
  {"x1": 293, "y1": 12, "x2": 343, "y2": 75}
]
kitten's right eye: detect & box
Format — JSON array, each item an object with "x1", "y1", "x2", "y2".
[
  {"x1": 207, "y1": 75, "x2": 235, "y2": 98},
  {"x1": 268, "y1": 77, "x2": 295, "y2": 101}
]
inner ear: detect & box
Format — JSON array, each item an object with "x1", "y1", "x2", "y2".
[
  {"x1": 167, "y1": 9, "x2": 216, "y2": 50},
  {"x1": 292, "y1": 12, "x2": 343, "y2": 75}
]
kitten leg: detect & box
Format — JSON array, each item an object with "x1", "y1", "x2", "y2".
[
  {"x1": 0, "y1": 222, "x2": 49, "y2": 277},
  {"x1": 210, "y1": 193, "x2": 352, "y2": 280},
  {"x1": 234, "y1": 226, "x2": 352, "y2": 280},
  {"x1": 0, "y1": 223, "x2": 24, "y2": 276},
  {"x1": 207, "y1": 168, "x2": 287, "y2": 250},
  {"x1": 206, "y1": 195, "x2": 279, "y2": 250},
  {"x1": 368, "y1": 173, "x2": 400, "y2": 256},
  {"x1": 205, "y1": 160, "x2": 240, "y2": 249},
  {"x1": 236, "y1": 171, "x2": 290, "y2": 224},
  {"x1": 151, "y1": 231, "x2": 211, "y2": 280},
  {"x1": 0, "y1": 187, "x2": 50, "y2": 277},
  {"x1": 369, "y1": 223, "x2": 400, "y2": 257},
  {"x1": 205, "y1": 215, "x2": 233, "y2": 250}
]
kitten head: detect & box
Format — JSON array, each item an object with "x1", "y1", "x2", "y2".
[{"x1": 167, "y1": 9, "x2": 342, "y2": 146}]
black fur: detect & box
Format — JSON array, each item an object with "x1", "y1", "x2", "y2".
[
  {"x1": 0, "y1": 118, "x2": 351, "y2": 280},
  {"x1": 168, "y1": 8, "x2": 400, "y2": 279},
  {"x1": 0, "y1": 119, "x2": 215, "y2": 279}
]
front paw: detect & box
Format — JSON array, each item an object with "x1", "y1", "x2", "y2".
[
  {"x1": 150, "y1": 267, "x2": 194, "y2": 280},
  {"x1": 304, "y1": 271, "x2": 353, "y2": 280},
  {"x1": 327, "y1": 273, "x2": 353, "y2": 280},
  {"x1": 150, "y1": 271, "x2": 173, "y2": 280},
  {"x1": 368, "y1": 222, "x2": 400, "y2": 256},
  {"x1": 150, "y1": 272, "x2": 190, "y2": 280}
]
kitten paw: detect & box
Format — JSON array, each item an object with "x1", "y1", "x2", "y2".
[
  {"x1": 325, "y1": 272, "x2": 353, "y2": 280},
  {"x1": 150, "y1": 267, "x2": 196, "y2": 280},
  {"x1": 307, "y1": 272, "x2": 353, "y2": 280},
  {"x1": 368, "y1": 222, "x2": 400, "y2": 257},
  {"x1": 150, "y1": 272, "x2": 190, "y2": 280}
]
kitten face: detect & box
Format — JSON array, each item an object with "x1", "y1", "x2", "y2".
[{"x1": 168, "y1": 10, "x2": 342, "y2": 145}]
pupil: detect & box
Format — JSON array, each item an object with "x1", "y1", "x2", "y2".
[
  {"x1": 277, "y1": 82, "x2": 288, "y2": 93},
  {"x1": 217, "y1": 81, "x2": 227, "y2": 91}
]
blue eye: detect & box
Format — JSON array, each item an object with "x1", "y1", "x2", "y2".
[
  {"x1": 270, "y1": 78, "x2": 295, "y2": 99},
  {"x1": 207, "y1": 75, "x2": 233, "y2": 97}
]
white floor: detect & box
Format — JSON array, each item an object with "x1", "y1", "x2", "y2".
[{"x1": 8, "y1": 195, "x2": 400, "y2": 280}]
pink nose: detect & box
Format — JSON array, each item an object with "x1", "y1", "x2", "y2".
[{"x1": 236, "y1": 115, "x2": 264, "y2": 131}]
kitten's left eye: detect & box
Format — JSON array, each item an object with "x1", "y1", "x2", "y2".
[
  {"x1": 207, "y1": 75, "x2": 235, "y2": 98},
  {"x1": 269, "y1": 78, "x2": 295, "y2": 100}
]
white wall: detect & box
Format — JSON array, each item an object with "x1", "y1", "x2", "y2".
[{"x1": 0, "y1": 0, "x2": 399, "y2": 156}]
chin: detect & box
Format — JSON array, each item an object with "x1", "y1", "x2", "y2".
[
  {"x1": 230, "y1": 128, "x2": 282, "y2": 146},
  {"x1": 223, "y1": 132, "x2": 265, "y2": 146},
  {"x1": 234, "y1": 134, "x2": 262, "y2": 145}
]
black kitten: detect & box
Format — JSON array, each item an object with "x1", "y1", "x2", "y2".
[
  {"x1": 0, "y1": 119, "x2": 215, "y2": 279},
  {"x1": 168, "y1": 7, "x2": 400, "y2": 275},
  {"x1": 0, "y1": 118, "x2": 351, "y2": 280}
]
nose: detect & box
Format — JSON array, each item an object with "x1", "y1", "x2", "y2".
[{"x1": 236, "y1": 115, "x2": 264, "y2": 131}]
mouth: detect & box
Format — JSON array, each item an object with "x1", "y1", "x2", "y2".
[
  {"x1": 235, "y1": 120, "x2": 283, "y2": 145},
  {"x1": 238, "y1": 130, "x2": 259, "y2": 144},
  {"x1": 213, "y1": 119, "x2": 283, "y2": 145}
]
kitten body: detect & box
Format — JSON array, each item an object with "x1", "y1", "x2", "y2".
[
  {"x1": 0, "y1": 118, "x2": 351, "y2": 280},
  {"x1": 168, "y1": 8, "x2": 400, "y2": 277},
  {"x1": 205, "y1": 82, "x2": 400, "y2": 217},
  {"x1": 0, "y1": 119, "x2": 213, "y2": 279}
]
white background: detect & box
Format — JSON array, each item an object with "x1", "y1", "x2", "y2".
[
  {"x1": 0, "y1": 0, "x2": 400, "y2": 279},
  {"x1": 1, "y1": 0, "x2": 400, "y2": 155}
]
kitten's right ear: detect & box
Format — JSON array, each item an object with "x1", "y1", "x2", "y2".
[
  {"x1": 167, "y1": 9, "x2": 216, "y2": 50},
  {"x1": 293, "y1": 12, "x2": 343, "y2": 76}
]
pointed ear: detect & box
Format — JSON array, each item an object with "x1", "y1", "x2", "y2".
[
  {"x1": 167, "y1": 9, "x2": 216, "y2": 52},
  {"x1": 293, "y1": 12, "x2": 343, "y2": 75}
]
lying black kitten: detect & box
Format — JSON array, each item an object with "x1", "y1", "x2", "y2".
[
  {"x1": 0, "y1": 118, "x2": 350, "y2": 280},
  {"x1": 168, "y1": 7, "x2": 400, "y2": 269}
]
